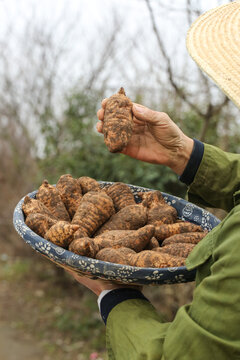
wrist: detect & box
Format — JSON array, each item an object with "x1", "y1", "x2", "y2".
[
  {"x1": 169, "y1": 135, "x2": 194, "y2": 175},
  {"x1": 96, "y1": 284, "x2": 143, "y2": 296},
  {"x1": 95, "y1": 284, "x2": 127, "y2": 296}
]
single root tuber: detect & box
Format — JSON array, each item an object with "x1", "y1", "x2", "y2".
[
  {"x1": 69, "y1": 238, "x2": 99, "y2": 258},
  {"x1": 56, "y1": 174, "x2": 82, "y2": 219},
  {"x1": 72, "y1": 191, "x2": 115, "y2": 237},
  {"x1": 154, "y1": 243, "x2": 196, "y2": 258},
  {"x1": 78, "y1": 176, "x2": 101, "y2": 194},
  {"x1": 94, "y1": 225, "x2": 155, "y2": 252},
  {"x1": 105, "y1": 182, "x2": 136, "y2": 211},
  {"x1": 139, "y1": 190, "x2": 166, "y2": 208},
  {"x1": 161, "y1": 231, "x2": 208, "y2": 246},
  {"x1": 128, "y1": 250, "x2": 185, "y2": 268},
  {"x1": 147, "y1": 204, "x2": 178, "y2": 226},
  {"x1": 95, "y1": 204, "x2": 147, "y2": 235},
  {"x1": 154, "y1": 222, "x2": 204, "y2": 242},
  {"x1": 25, "y1": 213, "x2": 57, "y2": 238},
  {"x1": 103, "y1": 88, "x2": 133, "y2": 152},
  {"x1": 22, "y1": 196, "x2": 56, "y2": 220},
  {"x1": 36, "y1": 180, "x2": 70, "y2": 222},
  {"x1": 44, "y1": 221, "x2": 79, "y2": 248},
  {"x1": 96, "y1": 247, "x2": 135, "y2": 265}
]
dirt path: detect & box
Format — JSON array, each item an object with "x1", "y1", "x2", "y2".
[{"x1": 0, "y1": 322, "x2": 48, "y2": 360}]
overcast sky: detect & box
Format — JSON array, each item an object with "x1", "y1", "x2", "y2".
[
  {"x1": 0, "y1": 0, "x2": 231, "y2": 92},
  {"x1": 0, "y1": 0, "x2": 232, "y2": 102},
  {"x1": 0, "y1": 0, "x2": 229, "y2": 37},
  {"x1": 0, "y1": 0, "x2": 233, "y2": 105},
  {"x1": 0, "y1": 0, "x2": 229, "y2": 66}
]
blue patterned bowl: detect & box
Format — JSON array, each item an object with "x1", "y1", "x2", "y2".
[{"x1": 13, "y1": 182, "x2": 220, "y2": 285}]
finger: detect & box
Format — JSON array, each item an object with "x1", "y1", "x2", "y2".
[
  {"x1": 133, "y1": 115, "x2": 145, "y2": 125},
  {"x1": 97, "y1": 108, "x2": 105, "y2": 121},
  {"x1": 132, "y1": 103, "x2": 161, "y2": 125},
  {"x1": 96, "y1": 121, "x2": 103, "y2": 133},
  {"x1": 101, "y1": 98, "x2": 108, "y2": 108}
]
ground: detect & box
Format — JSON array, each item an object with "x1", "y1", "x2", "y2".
[
  {"x1": 0, "y1": 252, "x2": 107, "y2": 360},
  {"x1": 0, "y1": 247, "x2": 194, "y2": 360},
  {"x1": 0, "y1": 321, "x2": 46, "y2": 360}
]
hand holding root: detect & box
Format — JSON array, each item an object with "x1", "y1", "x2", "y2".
[{"x1": 97, "y1": 98, "x2": 194, "y2": 176}]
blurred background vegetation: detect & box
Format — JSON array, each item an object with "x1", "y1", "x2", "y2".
[{"x1": 0, "y1": 0, "x2": 239, "y2": 359}]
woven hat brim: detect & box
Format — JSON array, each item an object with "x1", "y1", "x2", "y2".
[{"x1": 187, "y1": 1, "x2": 240, "y2": 109}]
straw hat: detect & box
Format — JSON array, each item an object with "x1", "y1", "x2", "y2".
[{"x1": 187, "y1": 1, "x2": 240, "y2": 108}]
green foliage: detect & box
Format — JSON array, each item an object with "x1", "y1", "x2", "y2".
[
  {"x1": 165, "y1": 104, "x2": 240, "y2": 151},
  {"x1": 0, "y1": 258, "x2": 32, "y2": 281},
  {"x1": 38, "y1": 89, "x2": 187, "y2": 197},
  {"x1": 54, "y1": 309, "x2": 102, "y2": 337},
  {"x1": 180, "y1": 110, "x2": 220, "y2": 145},
  {"x1": 166, "y1": 107, "x2": 214, "y2": 143}
]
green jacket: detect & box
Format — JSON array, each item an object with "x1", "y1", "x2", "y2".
[{"x1": 106, "y1": 143, "x2": 240, "y2": 360}]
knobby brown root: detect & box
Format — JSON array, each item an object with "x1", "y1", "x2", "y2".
[
  {"x1": 25, "y1": 213, "x2": 57, "y2": 238},
  {"x1": 78, "y1": 176, "x2": 101, "y2": 194},
  {"x1": 36, "y1": 180, "x2": 70, "y2": 222},
  {"x1": 72, "y1": 191, "x2": 115, "y2": 237},
  {"x1": 96, "y1": 247, "x2": 135, "y2": 265},
  {"x1": 147, "y1": 204, "x2": 178, "y2": 226},
  {"x1": 95, "y1": 204, "x2": 147, "y2": 235},
  {"x1": 69, "y1": 238, "x2": 99, "y2": 258},
  {"x1": 139, "y1": 190, "x2": 166, "y2": 208},
  {"x1": 128, "y1": 250, "x2": 185, "y2": 268},
  {"x1": 154, "y1": 222, "x2": 204, "y2": 242},
  {"x1": 22, "y1": 196, "x2": 57, "y2": 220},
  {"x1": 103, "y1": 87, "x2": 133, "y2": 153},
  {"x1": 105, "y1": 182, "x2": 136, "y2": 211},
  {"x1": 161, "y1": 231, "x2": 208, "y2": 246},
  {"x1": 94, "y1": 225, "x2": 155, "y2": 252},
  {"x1": 73, "y1": 228, "x2": 89, "y2": 239},
  {"x1": 56, "y1": 174, "x2": 82, "y2": 219},
  {"x1": 154, "y1": 243, "x2": 196, "y2": 258},
  {"x1": 45, "y1": 221, "x2": 79, "y2": 248}
]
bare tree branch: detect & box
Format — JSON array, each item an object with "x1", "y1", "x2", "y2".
[
  {"x1": 186, "y1": 0, "x2": 193, "y2": 27},
  {"x1": 145, "y1": 0, "x2": 206, "y2": 117},
  {"x1": 145, "y1": 0, "x2": 232, "y2": 141}
]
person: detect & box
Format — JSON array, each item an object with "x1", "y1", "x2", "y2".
[{"x1": 68, "y1": 2, "x2": 240, "y2": 359}]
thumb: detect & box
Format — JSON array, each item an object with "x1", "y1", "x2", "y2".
[{"x1": 132, "y1": 104, "x2": 160, "y2": 125}]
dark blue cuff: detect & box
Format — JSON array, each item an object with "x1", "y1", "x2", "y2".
[
  {"x1": 179, "y1": 139, "x2": 204, "y2": 186},
  {"x1": 100, "y1": 288, "x2": 149, "y2": 325}
]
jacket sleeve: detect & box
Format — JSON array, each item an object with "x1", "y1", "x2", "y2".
[
  {"x1": 187, "y1": 143, "x2": 240, "y2": 212},
  {"x1": 106, "y1": 298, "x2": 169, "y2": 360},
  {"x1": 105, "y1": 144, "x2": 240, "y2": 359},
  {"x1": 106, "y1": 205, "x2": 240, "y2": 360}
]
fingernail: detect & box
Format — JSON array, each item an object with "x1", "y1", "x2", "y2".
[{"x1": 133, "y1": 104, "x2": 146, "y2": 114}]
